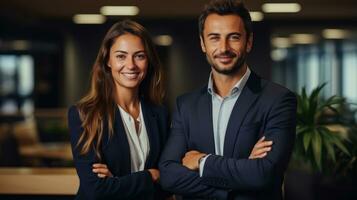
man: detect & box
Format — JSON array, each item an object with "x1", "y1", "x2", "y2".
[{"x1": 159, "y1": 0, "x2": 297, "y2": 199}]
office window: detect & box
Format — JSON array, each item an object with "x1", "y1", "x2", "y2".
[{"x1": 0, "y1": 55, "x2": 34, "y2": 114}]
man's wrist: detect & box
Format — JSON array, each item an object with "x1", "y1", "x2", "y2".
[{"x1": 198, "y1": 154, "x2": 208, "y2": 165}]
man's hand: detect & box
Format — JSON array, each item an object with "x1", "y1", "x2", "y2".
[
  {"x1": 182, "y1": 150, "x2": 206, "y2": 171},
  {"x1": 148, "y1": 168, "x2": 160, "y2": 183},
  {"x1": 249, "y1": 136, "x2": 273, "y2": 159}
]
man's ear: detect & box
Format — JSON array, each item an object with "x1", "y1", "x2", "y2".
[
  {"x1": 246, "y1": 33, "x2": 253, "y2": 53},
  {"x1": 200, "y1": 36, "x2": 206, "y2": 53}
]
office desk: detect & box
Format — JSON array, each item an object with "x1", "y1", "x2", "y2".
[{"x1": 0, "y1": 167, "x2": 78, "y2": 195}]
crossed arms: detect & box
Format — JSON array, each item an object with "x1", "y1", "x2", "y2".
[{"x1": 159, "y1": 91, "x2": 297, "y2": 199}]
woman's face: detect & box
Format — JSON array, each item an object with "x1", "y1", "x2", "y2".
[{"x1": 107, "y1": 33, "x2": 148, "y2": 92}]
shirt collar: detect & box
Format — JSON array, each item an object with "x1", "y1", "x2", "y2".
[{"x1": 207, "y1": 67, "x2": 251, "y2": 97}]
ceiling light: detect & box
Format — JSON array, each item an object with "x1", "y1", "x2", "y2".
[
  {"x1": 271, "y1": 48, "x2": 288, "y2": 61},
  {"x1": 73, "y1": 14, "x2": 106, "y2": 24},
  {"x1": 250, "y1": 11, "x2": 264, "y2": 22},
  {"x1": 262, "y1": 3, "x2": 301, "y2": 13},
  {"x1": 154, "y1": 35, "x2": 173, "y2": 46},
  {"x1": 100, "y1": 6, "x2": 139, "y2": 16},
  {"x1": 290, "y1": 34, "x2": 318, "y2": 44},
  {"x1": 322, "y1": 29, "x2": 351, "y2": 39},
  {"x1": 271, "y1": 37, "x2": 292, "y2": 48},
  {"x1": 12, "y1": 40, "x2": 31, "y2": 50}
]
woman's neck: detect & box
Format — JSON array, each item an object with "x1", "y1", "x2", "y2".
[{"x1": 115, "y1": 87, "x2": 141, "y2": 119}]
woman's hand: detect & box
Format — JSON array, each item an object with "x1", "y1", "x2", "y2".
[
  {"x1": 148, "y1": 168, "x2": 160, "y2": 183},
  {"x1": 92, "y1": 163, "x2": 113, "y2": 178},
  {"x1": 249, "y1": 136, "x2": 273, "y2": 159}
]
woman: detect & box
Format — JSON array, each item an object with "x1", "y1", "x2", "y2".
[{"x1": 68, "y1": 20, "x2": 168, "y2": 200}]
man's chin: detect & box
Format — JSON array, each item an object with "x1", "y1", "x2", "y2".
[{"x1": 213, "y1": 65, "x2": 242, "y2": 75}]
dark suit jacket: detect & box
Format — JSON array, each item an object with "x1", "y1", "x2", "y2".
[
  {"x1": 68, "y1": 100, "x2": 169, "y2": 200},
  {"x1": 159, "y1": 72, "x2": 297, "y2": 200}
]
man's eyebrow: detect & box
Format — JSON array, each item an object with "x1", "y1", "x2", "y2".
[
  {"x1": 228, "y1": 32, "x2": 242, "y2": 36},
  {"x1": 207, "y1": 33, "x2": 220, "y2": 37}
]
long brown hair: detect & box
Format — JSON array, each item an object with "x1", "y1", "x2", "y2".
[{"x1": 76, "y1": 20, "x2": 165, "y2": 160}]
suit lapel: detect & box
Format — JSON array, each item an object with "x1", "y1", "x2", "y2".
[
  {"x1": 141, "y1": 101, "x2": 160, "y2": 168},
  {"x1": 197, "y1": 88, "x2": 216, "y2": 154},
  {"x1": 223, "y1": 72, "x2": 262, "y2": 157}
]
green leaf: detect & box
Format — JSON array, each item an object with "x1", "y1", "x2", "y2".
[
  {"x1": 323, "y1": 137, "x2": 336, "y2": 162},
  {"x1": 333, "y1": 139, "x2": 350, "y2": 156},
  {"x1": 303, "y1": 132, "x2": 312, "y2": 152},
  {"x1": 318, "y1": 96, "x2": 345, "y2": 111},
  {"x1": 309, "y1": 83, "x2": 326, "y2": 120},
  {"x1": 297, "y1": 126, "x2": 309, "y2": 135},
  {"x1": 312, "y1": 130, "x2": 322, "y2": 170}
]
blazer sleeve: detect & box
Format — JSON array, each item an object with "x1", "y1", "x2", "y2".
[
  {"x1": 158, "y1": 99, "x2": 229, "y2": 200},
  {"x1": 68, "y1": 106, "x2": 154, "y2": 200},
  {"x1": 200, "y1": 91, "x2": 297, "y2": 191}
]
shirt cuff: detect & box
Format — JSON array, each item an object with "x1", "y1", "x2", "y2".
[{"x1": 199, "y1": 154, "x2": 210, "y2": 177}]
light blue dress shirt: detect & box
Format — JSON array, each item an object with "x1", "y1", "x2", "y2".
[{"x1": 199, "y1": 67, "x2": 251, "y2": 176}]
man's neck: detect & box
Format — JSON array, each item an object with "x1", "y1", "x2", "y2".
[{"x1": 212, "y1": 64, "x2": 247, "y2": 97}]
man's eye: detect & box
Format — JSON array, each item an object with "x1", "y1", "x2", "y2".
[
  {"x1": 230, "y1": 35, "x2": 240, "y2": 40},
  {"x1": 209, "y1": 36, "x2": 219, "y2": 41}
]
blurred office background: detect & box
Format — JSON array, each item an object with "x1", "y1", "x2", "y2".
[{"x1": 0, "y1": 0, "x2": 356, "y2": 199}]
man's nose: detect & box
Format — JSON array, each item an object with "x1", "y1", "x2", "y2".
[{"x1": 219, "y1": 40, "x2": 229, "y2": 53}]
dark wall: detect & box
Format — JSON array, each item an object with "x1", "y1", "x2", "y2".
[{"x1": 0, "y1": 18, "x2": 272, "y2": 111}]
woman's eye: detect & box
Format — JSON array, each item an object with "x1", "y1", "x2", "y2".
[
  {"x1": 116, "y1": 55, "x2": 126, "y2": 60},
  {"x1": 135, "y1": 54, "x2": 146, "y2": 60}
]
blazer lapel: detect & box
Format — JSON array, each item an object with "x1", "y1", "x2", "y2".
[
  {"x1": 197, "y1": 89, "x2": 216, "y2": 154},
  {"x1": 223, "y1": 72, "x2": 262, "y2": 157},
  {"x1": 141, "y1": 101, "x2": 160, "y2": 168},
  {"x1": 113, "y1": 106, "x2": 132, "y2": 174}
]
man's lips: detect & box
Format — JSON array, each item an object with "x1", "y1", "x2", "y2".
[{"x1": 215, "y1": 55, "x2": 235, "y2": 64}]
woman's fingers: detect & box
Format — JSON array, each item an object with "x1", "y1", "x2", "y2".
[
  {"x1": 92, "y1": 167, "x2": 109, "y2": 174},
  {"x1": 93, "y1": 163, "x2": 107, "y2": 168},
  {"x1": 97, "y1": 173, "x2": 106, "y2": 178},
  {"x1": 92, "y1": 163, "x2": 113, "y2": 178}
]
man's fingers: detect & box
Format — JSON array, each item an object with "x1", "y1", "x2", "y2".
[
  {"x1": 254, "y1": 140, "x2": 273, "y2": 149},
  {"x1": 255, "y1": 152, "x2": 268, "y2": 159},
  {"x1": 249, "y1": 152, "x2": 268, "y2": 159},
  {"x1": 258, "y1": 136, "x2": 265, "y2": 142},
  {"x1": 253, "y1": 147, "x2": 272, "y2": 156},
  {"x1": 185, "y1": 150, "x2": 200, "y2": 156}
]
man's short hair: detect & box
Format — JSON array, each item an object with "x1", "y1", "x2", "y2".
[{"x1": 198, "y1": 0, "x2": 252, "y2": 39}]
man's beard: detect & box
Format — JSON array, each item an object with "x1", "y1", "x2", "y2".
[{"x1": 207, "y1": 50, "x2": 246, "y2": 75}]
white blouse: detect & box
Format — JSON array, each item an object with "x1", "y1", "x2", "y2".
[{"x1": 118, "y1": 103, "x2": 150, "y2": 172}]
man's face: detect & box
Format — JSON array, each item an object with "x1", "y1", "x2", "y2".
[{"x1": 200, "y1": 14, "x2": 252, "y2": 75}]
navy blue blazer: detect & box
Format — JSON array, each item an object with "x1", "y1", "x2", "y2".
[
  {"x1": 68, "y1": 101, "x2": 169, "y2": 200},
  {"x1": 159, "y1": 72, "x2": 297, "y2": 200}
]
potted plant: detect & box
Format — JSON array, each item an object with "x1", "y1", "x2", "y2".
[
  {"x1": 294, "y1": 83, "x2": 350, "y2": 172},
  {"x1": 285, "y1": 83, "x2": 352, "y2": 200}
]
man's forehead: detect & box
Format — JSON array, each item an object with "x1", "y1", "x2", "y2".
[{"x1": 203, "y1": 14, "x2": 245, "y2": 34}]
